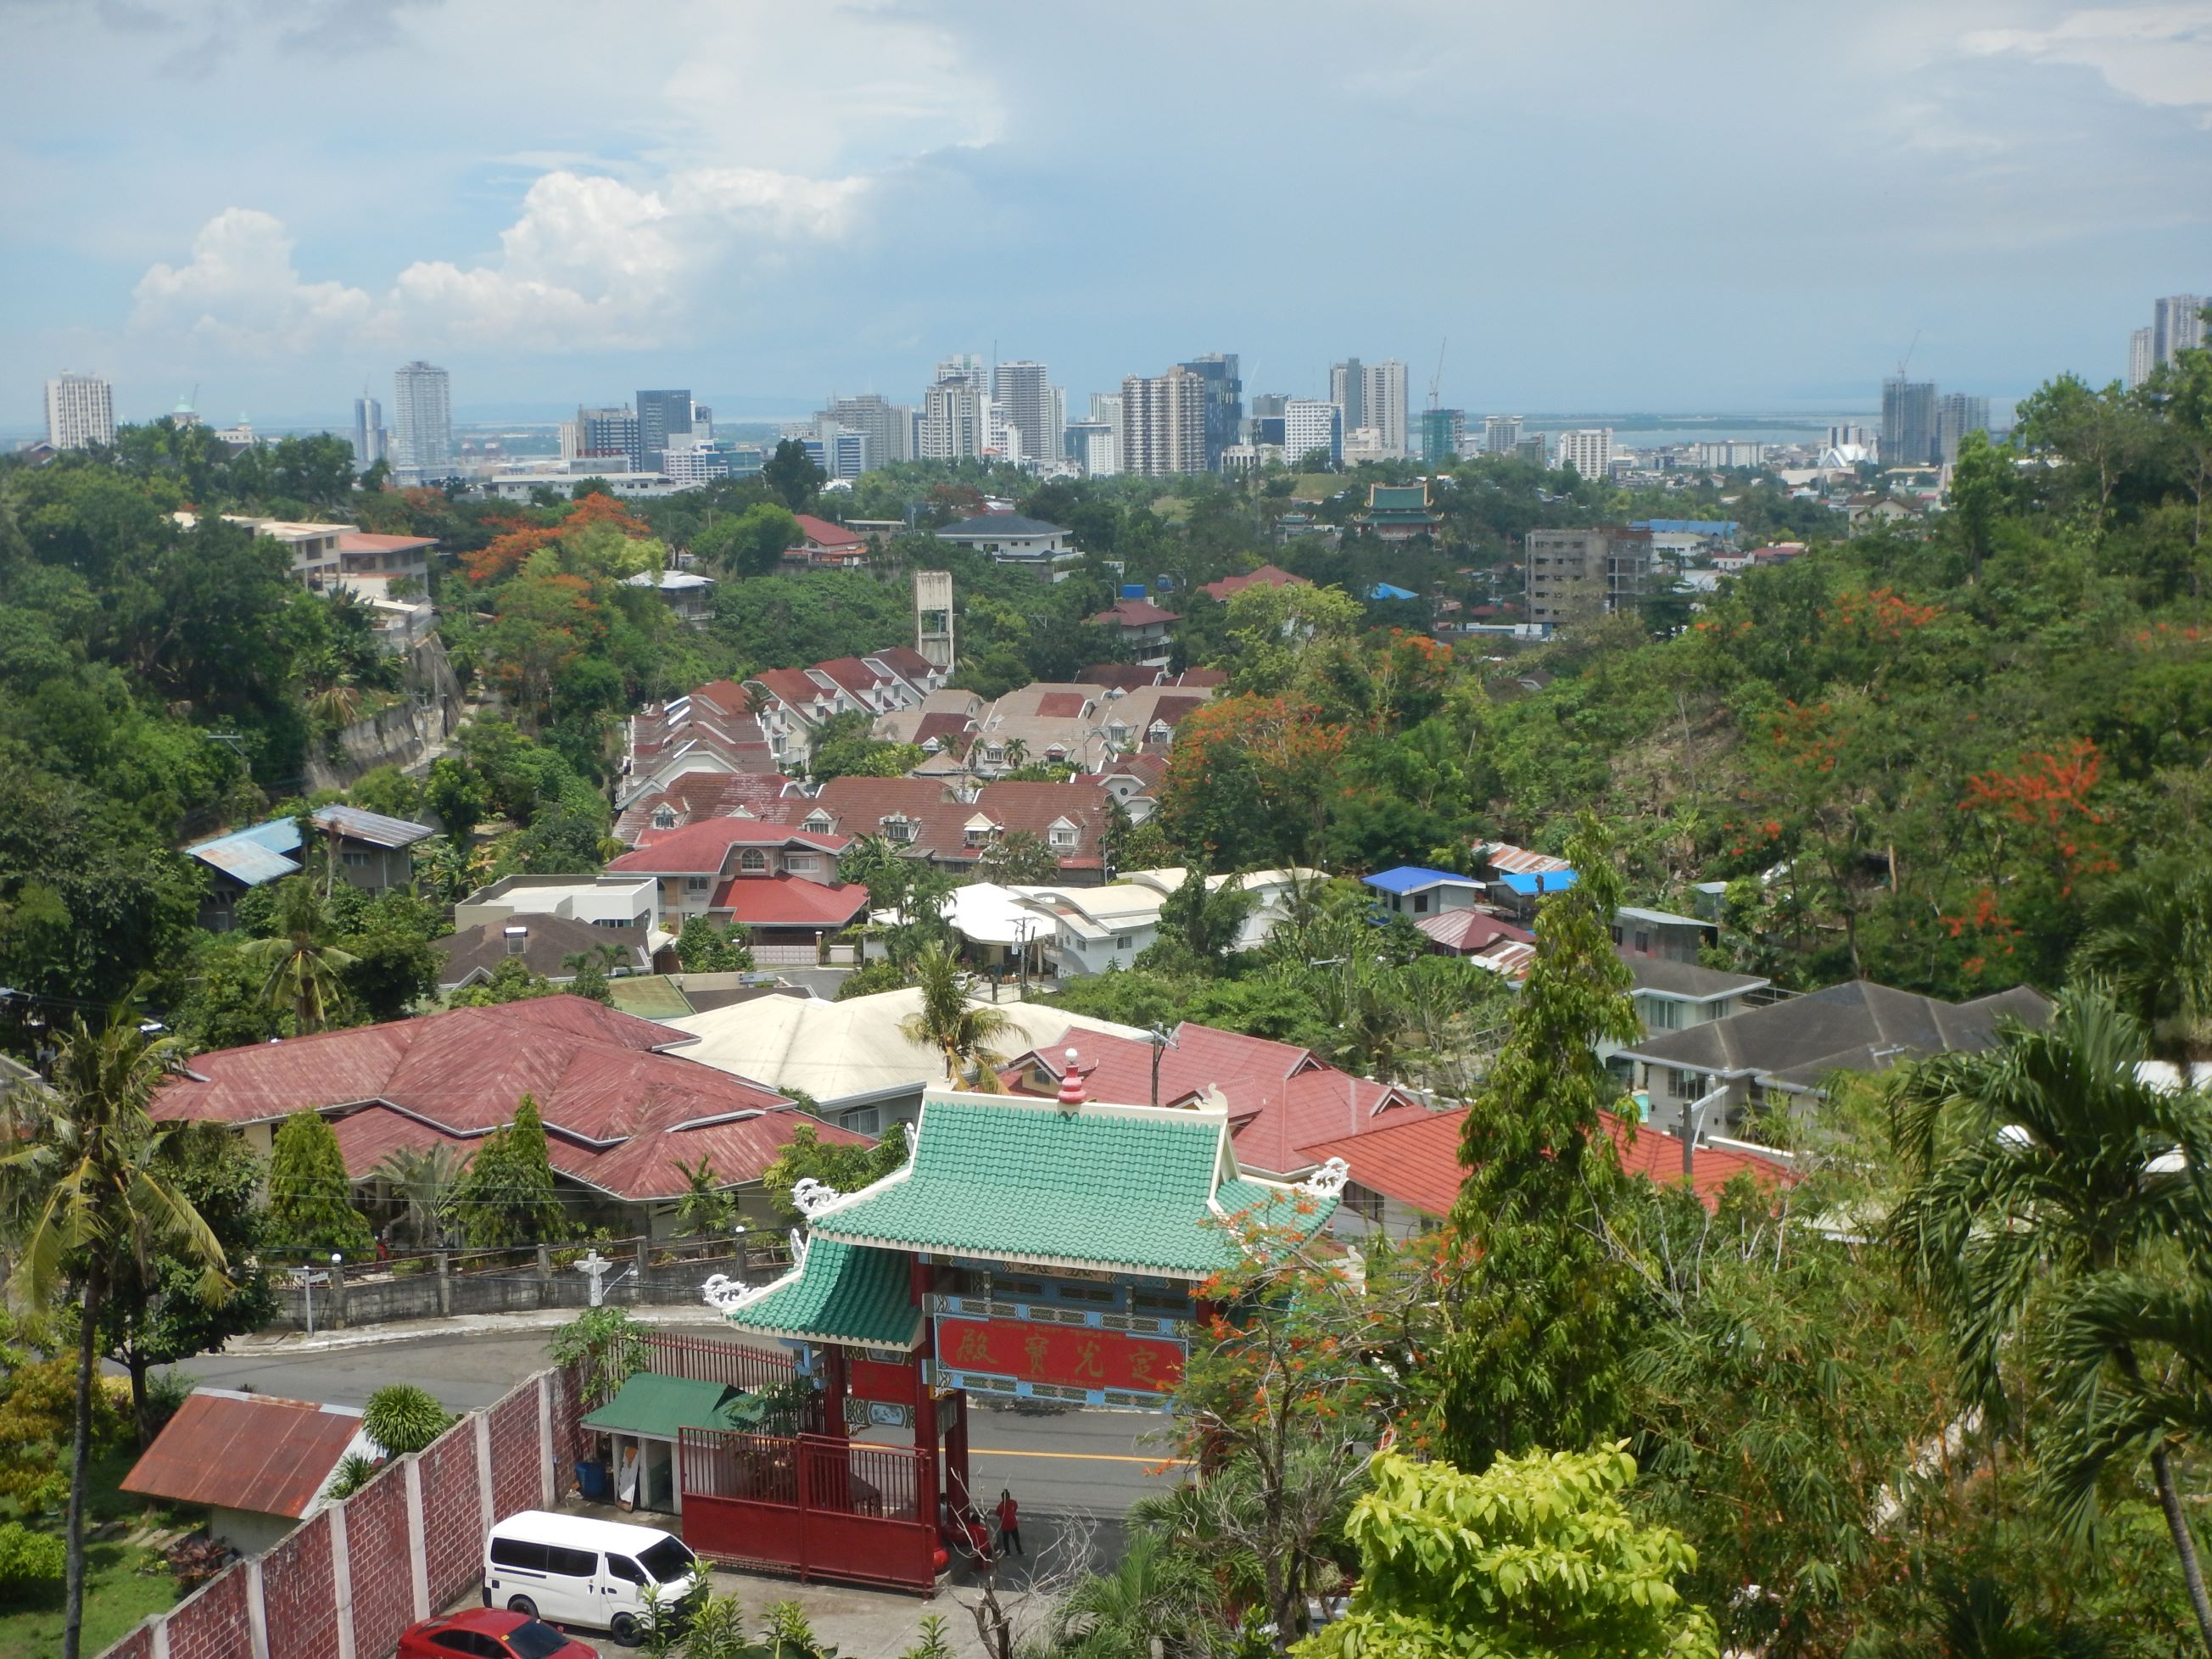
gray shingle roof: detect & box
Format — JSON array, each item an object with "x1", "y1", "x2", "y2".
[
  {"x1": 1619, "y1": 980, "x2": 2052, "y2": 1092},
  {"x1": 1620, "y1": 952, "x2": 1769, "y2": 1002},
  {"x1": 311, "y1": 805, "x2": 437, "y2": 848},
  {"x1": 936, "y1": 514, "x2": 1066, "y2": 539}
]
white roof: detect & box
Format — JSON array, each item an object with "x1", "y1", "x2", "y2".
[
  {"x1": 663, "y1": 986, "x2": 1146, "y2": 1107},
  {"x1": 488, "y1": 1510, "x2": 683, "y2": 1552}
]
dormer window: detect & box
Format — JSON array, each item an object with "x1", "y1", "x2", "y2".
[
  {"x1": 805, "y1": 814, "x2": 833, "y2": 834},
  {"x1": 885, "y1": 816, "x2": 914, "y2": 844},
  {"x1": 652, "y1": 807, "x2": 677, "y2": 830},
  {"x1": 1044, "y1": 745, "x2": 1067, "y2": 761},
  {"x1": 1048, "y1": 821, "x2": 1078, "y2": 849},
  {"x1": 740, "y1": 849, "x2": 768, "y2": 872}
]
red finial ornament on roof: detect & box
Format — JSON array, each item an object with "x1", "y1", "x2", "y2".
[{"x1": 1057, "y1": 1047, "x2": 1089, "y2": 1108}]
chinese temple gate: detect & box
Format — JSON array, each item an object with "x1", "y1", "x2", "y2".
[{"x1": 686, "y1": 1061, "x2": 1344, "y2": 1590}]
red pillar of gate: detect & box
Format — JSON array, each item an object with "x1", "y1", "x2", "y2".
[
  {"x1": 910, "y1": 1256, "x2": 940, "y2": 1537},
  {"x1": 819, "y1": 1342, "x2": 850, "y2": 1440},
  {"x1": 944, "y1": 1388, "x2": 971, "y2": 1511}
]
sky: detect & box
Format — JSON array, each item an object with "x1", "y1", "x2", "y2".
[{"x1": 4, "y1": 0, "x2": 2211, "y2": 432}]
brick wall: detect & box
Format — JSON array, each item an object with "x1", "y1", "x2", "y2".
[
  {"x1": 417, "y1": 1426, "x2": 485, "y2": 1612},
  {"x1": 104, "y1": 1624, "x2": 154, "y2": 1659},
  {"x1": 260, "y1": 1511, "x2": 340, "y2": 1659},
  {"x1": 345, "y1": 1455, "x2": 419, "y2": 1659},
  {"x1": 161, "y1": 1563, "x2": 253, "y2": 1659},
  {"x1": 489, "y1": 1385, "x2": 543, "y2": 1519}
]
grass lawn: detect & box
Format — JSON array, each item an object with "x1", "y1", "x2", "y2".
[{"x1": 0, "y1": 1449, "x2": 187, "y2": 1659}]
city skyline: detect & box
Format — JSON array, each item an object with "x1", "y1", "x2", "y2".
[{"x1": 8, "y1": 2, "x2": 2211, "y2": 430}]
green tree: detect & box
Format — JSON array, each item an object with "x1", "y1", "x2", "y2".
[
  {"x1": 758, "y1": 1124, "x2": 908, "y2": 1222},
  {"x1": 372, "y1": 1142, "x2": 462, "y2": 1249},
  {"x1": 1054, "y1": 1531, "x2": 1217, "y2": 1659},
  {"x1": 240, "y1": 877, "x2": 358, "y2": 1033},
  {"x1": 1434, "y1": 815, "x2": 1644, "y2": 1470},
  {"x1": 675, "y1": 914, "x2": 754, "y2": 973},
  {"x1": 448, "y1": 955, "x2": 559, "y2": 1006},
  {"x1": 699, "y1": 501, "x2": 802, "y2": 578},
  {"x1": 549, "y1": 1305, "x2": 651, "y2": 1410},
  {"x1": 448, "y1": 1094, "x2": 566, "y2": 1248},
  {"x1": 1889, "y1": 988, "x2": 2212, "y2": 1653},
  {"x1": 762, "y1": 439, "x2": 827, "y2": 514},
  {"x1": 1948, "y1": 429, "x2": 2012, "y2": 583},
  {"x1": 673, "y1": 1155, "x2": 738, "y2": 1237},
  {"x1": 898, "y1": 943, "x2": 1017, "y2": 1085},
  {"x1": 0, "y1": 1010, "x2": 230, "y2": 1659},
  {"x1": 1297, "y1": 1446, "x2": 1718, "y2": 1659},
  {"x1": 265, "y1": 1109, "x2": 374, "y2": 1260},
  {"x1": 99, "y1": 1126, "x2": 278, "y2": 1444},
  {"x1": 974, "y1": 830, "x2": 1059, "y2": 886},
  {"x1": 2073, "y1": 859, "x2": 2212, "y2": 1067}
]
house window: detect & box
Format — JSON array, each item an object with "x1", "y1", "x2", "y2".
[
  {"x1": 1115, "y1": 935, "x2": 1134, "y2": 951},
  {"x1": 652, "y1": 807, "x2": 677, "y2": 830},
  {"x1": 1343, "y1": 1184, "x2": 1384, "y2": 1225},
  {"x1": 785, "y1": 853, "x2": 818, "y2": 873},
  {"x1": 1645, "y1": 997, "x2": 1682, "y2": 1031},
  {"x1": 840, "y1": 1104, "x2": 882, "y2": 1135},
  {"x1": 1667, "y1": 1069, "x2": 1703, "y2": 1099},
  {"x1": 985, "y1": 746, "x2": 1003, "y2": 763},
  {"x1": 1049, "y1": 827, "x2": 1077, "y2": 848},
  {"x1": 1634, "y1": 930, "x2": 1651, "y2": 954},
  {"x1": 885, "y1": 819, "x2": 914, "y2": 844},
  {"x1": 740, "y1": 849, "x2": 768, "y2": 872},
  {"x1": 1412, "y1": 893, "x2": 1429, "y2": 914},
  {"x1": 341, "y1": 850, "x2": 372, "y2": 869},
  {"x1": 685, "y1": 875, "x2": 712, "y2": 891},
  {"x1": 805, "y1": 815, "x2": 832, "y2": 834}
]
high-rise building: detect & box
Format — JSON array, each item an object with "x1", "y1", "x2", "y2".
[
  {"x1": 351, "y1": 395, "x2": 386, "y2": 471},
  {"x1": 1178, "y1": 353, "x2": 1242, "y2": 469},
  {"x1": 691, "y1": 402, "x2": 713, "y2": 438},
  {"x1": 992, "y1": 360, "x2": 1059, "y2": 468},
  {"x1": 820, "y1": 394, "x2": 913, "y2": 470},
  {"x1": 1881, "y1": 377, "x2": 1938, "y2": 466},
  {"x1": 635, "y1": 389, "x2": 693, "y2": 472},
  {"x1": 1554, "y1": 428, "x2": 1614, "y2": 478},
  {"x1": 920, "y1": 356, "x2": 988, "y2": 461},
  {"x1": 1064, "y1": 420, "x2": 1120, "y2": 477},
  {"x1": 1088, "y1": 391, "x2": 1123, "y2": 427},
  {"x1": 391, "y1": 361, "x2": 453, "y2": 480},
  {"x1": 1525, "y1": 527, "x2": 1655, "y2": 628},
  {"x1": 1420, "y1": 407, "x2": 1464, "y2": 465},
  {"x1": 2129, "y1": 327, "x2": 2155, "y2": 390},
  {"x1": 1935, "y1": 394, "x2": 1991, "y2": 465},
  {"x1": 1282, "y1": 399, "x2": 1343, "y2": 469},
  {"x1": 2154, "y1": 295, "x2": 2205, "y2": 369},
  {"x1": 1483, "y1": 415, "x2": 1524, "y2": 455},
  {"x1": 1120, "y1": 367, "x2": 1209, "y2": 477},
  {"x1": 1329, "y1": 360, "x2": 1366, "y2": 435},
  {"x1": 1363, "y1": 360, "x2": 1409, "y2": 456},
  {"x1": 661, "y1": 433, "x2": 731, "y2": 487},
  {"x1": 1513, "y1": 433, "x2": 1548, "y2": 466},
  {"x1": 1249, "y1": 392, "x2": 1288, "y2": 420},
  {"x1": 575, "y1": 406, "x2": 642, "y2": 472},
  {"x1": 44, "y1": 372, "x2": 115, "y2": 450}
]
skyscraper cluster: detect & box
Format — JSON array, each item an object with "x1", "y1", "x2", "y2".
[
  {"x1": 2127, "y1": 293, "x2": 2205, "y2": 388},
  {"x1": 1881, "y1": 375, "x2": 1987, "y2": 466}
]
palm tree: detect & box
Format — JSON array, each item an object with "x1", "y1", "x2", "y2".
[
  {"x1": 241, "y1": 877, "x2": 358, "y2": 1033},
  {"x1": 2074, "y1": 862, "x2": 2212, "y2": 1067},
  {"x1": 371, "y1": 1142, "x2": 462, "y2": 1249},
  {"x1": 1054, "y1": 1531, "x2": 1216, "y2": 1659},
  {"x1": 1, "y1": 1009, "x2": 229, "y2": 1659},
  {"x1": 1889, "y1": 988, "x2": 2212, "y2": 1654},
  {"x1": 899, "y1": 944, "x2": 1015, "y2": 1088}
]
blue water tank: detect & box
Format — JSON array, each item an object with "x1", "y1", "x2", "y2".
[{"x1": 1120, "y1": 584, "x2": 1147, "y2": 600}]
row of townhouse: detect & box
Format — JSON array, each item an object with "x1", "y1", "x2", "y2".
[{"x1": 874, "y1": 677, "x2": 1217, "y2": 780}]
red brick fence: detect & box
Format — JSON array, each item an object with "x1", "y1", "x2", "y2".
[{"x1": 99, "y1": 1365, "x2": 589, "y2": 1659}]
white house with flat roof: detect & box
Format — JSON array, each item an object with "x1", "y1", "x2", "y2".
[{"x1": 455, "y1": 874, "x2": 666, "y2": 943}]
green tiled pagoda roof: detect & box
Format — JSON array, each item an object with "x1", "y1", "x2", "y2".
[
  {"x1": 718, "y1": 1238, "x2": 921, "y2": 1349},
  {"x1": 812, "y1": 1097, "x2": 1333, "y2": 1278}
]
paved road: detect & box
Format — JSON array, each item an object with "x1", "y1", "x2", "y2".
[{"x1": 162, "y1": 1327, "x2": 1179, "y2": 1515}]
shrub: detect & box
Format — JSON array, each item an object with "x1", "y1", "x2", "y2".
[
  {"x1": 327, "y1": 1454, "x2": 382, "y2": 1501},
  {"x1": 0, "y1": 1521, "x2": 65, "y2": 1600},
  {"x1": 162, "y1": 1535, "x2": 235, "y2": 1591},
  {"x1": 361, "y1": 1383, "x2": 455, "y2": 1456}
]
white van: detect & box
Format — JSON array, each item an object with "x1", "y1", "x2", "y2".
[{"x1": 483, "y1": 1510, "x2": 700, "y2": 1645}]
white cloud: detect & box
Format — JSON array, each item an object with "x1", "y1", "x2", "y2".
[
  {"x1": 129, "y1": 160, "x2": 870, "y2": 355},
  {"x1": 130, "y1": 208, "x2": 375, "y2": 355},
  {"x1": 1963, "y1": 4, "x2": 2212, "y2": 119}
]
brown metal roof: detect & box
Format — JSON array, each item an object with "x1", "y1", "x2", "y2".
[{"x1": 122, "y1": 1389, "x2": 366, "y2": 1518}]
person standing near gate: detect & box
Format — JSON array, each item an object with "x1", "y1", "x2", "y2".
[{"x1": 996, "y1": 1488, "x2": 1022, "y2": 1557}]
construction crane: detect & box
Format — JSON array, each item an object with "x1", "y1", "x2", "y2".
[
  {"x1": 1896, "y1": 328, "x2": 1921, "y2": 381},
  {"x1": 1427, "y1": 337, "x2": 1448, "y2": 411}
]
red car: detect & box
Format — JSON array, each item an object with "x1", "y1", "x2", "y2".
[{"x1": 397, "y1": 1607, "x2": 595, "y2": 1659}]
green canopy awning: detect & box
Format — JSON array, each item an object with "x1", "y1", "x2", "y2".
[{"x1": 580, "y1": 1371, "x2": 764, "y2": 1439}]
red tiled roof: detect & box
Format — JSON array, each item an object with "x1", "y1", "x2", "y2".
[
  {"x1": 1034, "y1": 691, "x2": 1089, "y2": 719},
  {"x1": 711, "y1": 874, "x2": 870, "y2": 928},
  {"x1": 1006, "y1": 1022, "x2": 1429, "y2": 1177},
  {"x1": 913, "y1": 712, "x2": 975, "y2": 750},
  {"x1": 1144, "y1": 695, "x2": 1206, "y2": 733},
  {"x1": 154, "y1": 998, "x2": 858, "y2": 1200},
  {"x1": 609, "y1": 818, "x2": 848, "y2": 872},
  {"x1": 1200, "y1": 564, "x2": 1308, "y2": 601},
  {"x1": 336, "y1": 531, "x2": 438, "y2": 554},
  {"x1": 813, "y1": 656, "x2": 891, "y2": 698},
  {"x1": 613, "y1": 771, "x2": 790, "y2": 845},
  {"x1": 794, "y1": 514, "x2": 864, "y2": 550},
  {"x1": 769, "y1": 778, "x2": 1114, "y2": 869},
  {"x1": 749, "y1": 667, "x2": 835, "y2": 713},
  {"x1": 1168, "y1": 668, "x2": 1228, "y2": 688},
  {"x1": 1091, "y1": 598, "x2": 1181, "y2": 628},
  {"x1": 1415, "y1": 911, "x2": 1533, "y2": 956},
  {"x1": 123, "y1": 1390, "x2": 363, "y2": 1518},
  {"x1": 691, "y1": 679, "x2": 753, "y2": 717},
  {"x1": 869, "y1": 646, "x2": 936, "y2": 684},
  {"x1": 1299, "y1": 1107, "x2": 1797, "y2": 1217}
]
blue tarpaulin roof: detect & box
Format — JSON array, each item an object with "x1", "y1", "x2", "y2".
[
  {"x1": 1495, "y1": 869, "x2": 1578, "y2": 897},
  {"x1": 1363, "y1": 866, "x2": 1480, "y2": 896},
  {"x1": 1366, "y1": 582, "x2": 1418, "y2": 601},
  {"x1": 185, "y1": 818, "x2": 304, "y2": 888},
  {"x1": 1631, "y1": 519, "x2": 1739, "y2": 536}
]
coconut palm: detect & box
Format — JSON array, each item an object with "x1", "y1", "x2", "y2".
[
  {"x1": 2074, "y1": 861, "x2": 2212, "y2": 1067},
  {"x1": 899, "y1": 943, "x2": 1015, "y2": 1088},
  {"x1": 1889, "y1": 987, "x2": 2212, "y2": 1654},
  {"x1": 1054, "y1": 1532, "x2": 1217, "y2": 1659},
  {"x1": 0, "y1": 1009, "x2": 229, "y2": 1659},
  {"x1": 241, "y1": 877, "x2": 358, "y2": 1033}
]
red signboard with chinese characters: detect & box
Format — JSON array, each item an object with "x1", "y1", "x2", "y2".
[{"x1": 934, "y1": 1317, "x2": 1182, "y2": 1395}]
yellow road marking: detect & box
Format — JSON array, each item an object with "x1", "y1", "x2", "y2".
[{"x1": 970, "y1": 1448, "x2": 1189, "y2": 1466}]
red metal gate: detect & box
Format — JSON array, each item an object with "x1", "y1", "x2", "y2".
[{"x1": 679, "y1": 1430, "x2": 937, "y2": 1592}]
